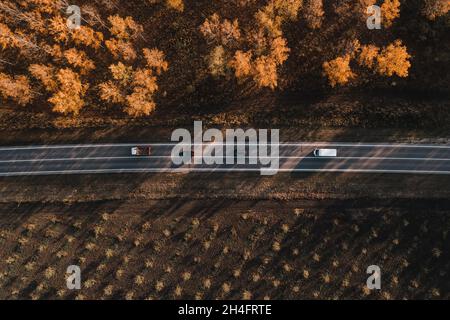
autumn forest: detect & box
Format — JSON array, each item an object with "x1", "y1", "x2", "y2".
[{"x1": 0, "y1": 0, "x2": 448, "y2": 121}]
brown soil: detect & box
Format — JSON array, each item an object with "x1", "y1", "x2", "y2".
[
  {"x1": 0, "y1": 172, "x2": 449, "y2": 299},
  {"x1": 1, "y1": 173, "x2": 450, "y2": 203},
  {"x1": 0, "y1": 199, "x2": 448, "y2": 300}
]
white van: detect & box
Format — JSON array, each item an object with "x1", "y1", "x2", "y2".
[{"x1": 313, "y1": 148, "x2": 337, "y2": 157}]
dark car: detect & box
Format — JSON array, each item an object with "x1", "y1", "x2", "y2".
[{"x1": 131, "y1": 146, "x2": 152, "y2": 156}]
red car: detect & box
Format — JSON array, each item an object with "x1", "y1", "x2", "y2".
[{"x1": 131, "y1": 146, "x2": 152, "y2": 156}]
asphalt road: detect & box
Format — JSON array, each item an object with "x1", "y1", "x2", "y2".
[{"x1": 0, "y1": 143, "x2": 449, "y2": 176}]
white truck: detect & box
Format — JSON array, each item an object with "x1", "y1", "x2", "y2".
[{"x1": 313, "y1": 148, "x2": 337, "y2": 157}]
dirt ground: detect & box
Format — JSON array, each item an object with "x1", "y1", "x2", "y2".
[
  {"x1": 0, "y1": 198, "x2": 448, "y2": 300},
  {"x1": 1, "y1": 172, "x2": 450, "y2": 203},
  {"x1": 0, "y1": 172, "x2": 449, "y2": 300}
]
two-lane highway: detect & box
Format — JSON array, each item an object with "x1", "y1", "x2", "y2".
[{"x1": 0, "y1": 142, "x2": 449, "y2": 176}]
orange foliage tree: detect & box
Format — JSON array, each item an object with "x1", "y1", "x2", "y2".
[
  {"x1": 207, "y1": 45, "x2": 227, "y2": 77},
  {"x1": 63, "y1": 49, "x2": 96, "y2": 75},
  {"x1": 228, "y1": 51, "x2": 253, "y2": 79},
  {"x1": 99, "y1": 49, "x2": 168, "y2": 117},
  {"x1": 0, "y1": 1, "x2": 170, "y2": 117},
  {"x1": 381, "y1": 0, "x2": 401, "y2": 27},
  {"x1": 28, "y1": 64, "x2": 57, "y2": 92},
  {"x1": 148, "y1": 0, "x2": 185, "y2": 12},
  {"x1": 200, "y1": 0, "x2": 302, "y2": 89},
  {"x1": 324, "y1": 39, "x2": 411, "y2": 87},
  {"x1": 105, "y1": 15, "x2": 143, "y2": 62},
  {"x1": 0, "y1": 0, "x2": 101, "y2": 113},
  {"x1": 422, "y1": 0, "x2": 450, "y2": 20},
  {"x1": 253, "y1": 56, "x2": 279, "y2": 89},
  {"x1": 199, "y1": 14, "x2": 241, "y2": 46},
  {"x1": 0, "y1": 23, "x2": 15, "y2": 49},
  {"x1": 0, "y1": 73, "x2": 33, "y2": 106},
  {"x1": 29, "y1": 65, "x2": 88, "y2": 115},
  {"x1": 166, "y1": 0, "x2": 185, "y2": 12},
  {"x1": 358, "y1": 45, "x2": 380, "y2": 69},
  {"x1": 323, "y1": 55, "x2": 355, "y2": 87},
  {"x1": 375, "y1": 40, "x2": 411, "y2": 77},
  {"x1": 303, "y1": 0, "x2": 324, "y2": 29},
  {"x1": 48, "y1": 68, "x2": 89, "y2": 115},
  {"x1": 71, "y1": 26, "x2": 104, "y2": 50}
]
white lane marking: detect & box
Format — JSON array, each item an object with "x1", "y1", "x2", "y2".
[
  {"x1": 1, "y1": 156, "x2": 450, "y2": 163},
  {"x1": 281, "y1": 143, "x2": 450, "y2": 148},
  {"x1": 0, "y1": 144, "x2": 140, "y2": 150},
  {"x1": 0, "y1": 156, "x2": 152, "y2": 163},
  {"x1": 0, "y1": 168, "x2": 449, "y2": 176},
  {"x1": 0, "y1": 142, "x2": 450, "y2": 151}
]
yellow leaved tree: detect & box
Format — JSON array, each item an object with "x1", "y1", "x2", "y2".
[
  {"x1": 200, "y1": 0, "x2": 302, "y2": 89},
  {"x1": 29, "y1": 65, "x2": 88, "y2": 115},
  {"x1": 105, "y1": 15, "x2": 143, "y2": 61},
  {"x1": 381, "y1": 0, "x2": 401, "y2": 27},
  {"x1": 99, "y1": 49, "x2": 168, "y2": 117},
  {"x1": 0, "y1": 73, "x2": 33, "y2": 106},
  {"x1": 148, "y1": 0, "x2": 185, "y2": 12},
  {"x1": 422, "y1": 0, "x2": 450, "y2": 20},
  {"x1": 375, "y1": 40, "x2": 411, "y2": 77},
  {"x1": 323, "y1": 55, "x2": 355, "y2": 87},
  {"x1": 303, "y1": 0, "x2": 324, "y2": 29},
  {"x1": 48, "y1": 68, "x2": 89, "y2": 115},
  {"x1": 323, "y1": 39, "x2": 411, "y2": 86}
]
